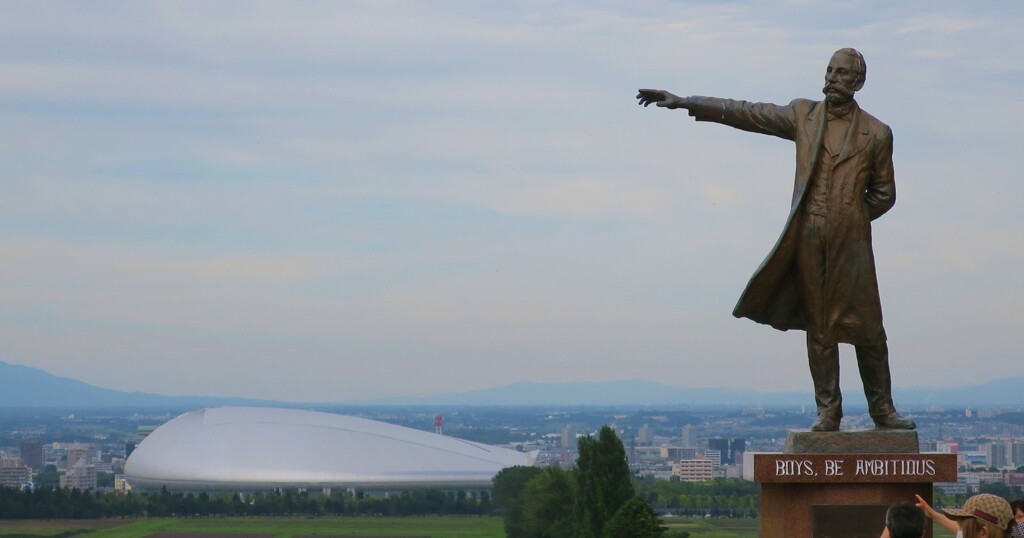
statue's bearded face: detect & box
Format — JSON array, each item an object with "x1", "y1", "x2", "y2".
[{"x1": 822, "y1": 52, "x2": 864, "y2": 105}]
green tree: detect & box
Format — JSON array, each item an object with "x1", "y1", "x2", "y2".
[
  {"x1": 521, "y1": 466, "x2": 575, "y2": 538},
  {"x1": 980, "y1": 481, "x2": 1014, "y2": 499},
  {"x1": 96, "y1": 472, "x2": 115, "y2": 488},
  {"x1": 493, "y1": 465, "x2": 545, "y2": 538},
  {"x1": 574, "y1": 426, "x2": 634, "y2": 538},
  {"x1": 603, "y1": 497, "x2": 665, "y2": 538},
  {"x1": 33, "y1": 465, "x2": 60, "y2": 488}
]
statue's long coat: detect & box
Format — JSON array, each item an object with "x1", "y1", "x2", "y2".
[{"x1": 685, "y1": 97, "x2": 895, "y2": 346}]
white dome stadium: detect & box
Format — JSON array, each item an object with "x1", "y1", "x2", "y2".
[{"x1": 124, "y1": 407, "x2": 536, "y2": 492}]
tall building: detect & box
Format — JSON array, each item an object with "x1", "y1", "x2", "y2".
[
  {"x1": 707, "y1": 438, "x2": 729, "y2": 463},
  {"x1": 20, "y1": 441, "x2": 43, "y2": 471},
  {"x1": 560, "y1": 425, "x2": 575, "y2": 450},
  {"x1": 730, "y1": 438, "x2": 747, "y2": 464},
  {"x1": 638, "y1": 424, "x2": 653, "y2": 445},
  {"x1": 987, "y1": 443, "x2": 1010, "y2": 468},
  {"x1": 681, "y1": 425, "x2": 695, "y2": 448},
  {"x1": 0, "y1": 457, "x2": 32, "y2": 488},
  {"x1": 1012, "y1": 442, "x2": 1024, "y2": 467},
  {"x1": 704, "y1": 449, "x2": 722, "y2": 469}
]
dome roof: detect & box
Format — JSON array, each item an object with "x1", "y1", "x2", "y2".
[{"x1": 124, "y1": 407, "x2": 535, "y2": 491}]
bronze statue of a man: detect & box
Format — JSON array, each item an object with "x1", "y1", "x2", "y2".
[{"x1": 638, "y1": 48, "x2": 914, "y2": 431}]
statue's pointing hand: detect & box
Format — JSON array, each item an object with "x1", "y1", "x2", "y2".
[{"x1": 636, "y1": 89, "x2": 689, "y2": 109}]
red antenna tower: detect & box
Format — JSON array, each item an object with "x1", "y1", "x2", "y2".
[{"x1": 434, "y1": 415, "x2": 443, "y2": 435}]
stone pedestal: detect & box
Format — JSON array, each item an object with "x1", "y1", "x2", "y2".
[
  {"x1": 785, "y1": 429, "x2": 920, "y2": 454},
  {"x1": 753, "y1": 430, "x2": 957, "y2": 538}
]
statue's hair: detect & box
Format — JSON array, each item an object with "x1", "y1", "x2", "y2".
[{"x1": 834, "y1": 48, "x2": 867, "y2": 83}]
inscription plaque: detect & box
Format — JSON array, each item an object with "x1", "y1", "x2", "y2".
[{"x1": 754, "y1": 453, "x2": 956, "y2": 483}]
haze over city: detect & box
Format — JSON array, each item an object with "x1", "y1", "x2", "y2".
[{"x1": 1, "y1": 2, "x2": 1021, "y2": 402}]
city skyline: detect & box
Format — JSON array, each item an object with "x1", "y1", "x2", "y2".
[{"x1": 2, "y1": 2, "x2": 1022, "y2": 401}]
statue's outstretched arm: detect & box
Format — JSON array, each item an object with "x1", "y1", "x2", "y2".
[{"x1": 638, "y1": 90, "x2": 798, "y2": 141}]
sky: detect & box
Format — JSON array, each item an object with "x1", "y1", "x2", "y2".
[{"x1": 1, "y1": 1, "x2": 1022, "y2": 402}]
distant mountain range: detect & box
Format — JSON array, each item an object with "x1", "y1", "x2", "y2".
[
  {"x1": 0, "y1": 359, "x2": 1020, "y2": 408},
  {"x1": 0, "y1": 361, "x2": 279, "y2": 408}
]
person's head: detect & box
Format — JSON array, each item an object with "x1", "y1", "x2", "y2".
[
  {"x1": 1010, "y1": 499, "x2": 1024, "y2": 521},
  {"x1": 943, "y1": 494, "x2": 1013, "y2": 538},
  {"x1": 823, "y1": 48, "x2": 866, "y2": 105},
  {"x1": 884, "y1": 502, "x2": 926, "y2": 538},
  {"x1": 1010, "y1": 499, "x2": 1024, "y2": 535}
]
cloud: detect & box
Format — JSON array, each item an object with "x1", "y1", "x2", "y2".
[
  {"x1": 1, "y1": 1, "x2": 1022, "y2": 399},
  {"x1": 896, "y1": 13, "x2": 990, "y2": 35}
]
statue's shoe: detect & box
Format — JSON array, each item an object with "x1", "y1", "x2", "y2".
[
  {"x1": 810, "y1": 414, "x2": 841, "y2": 432},
  {"x1": 873, "y1": 412, "x2": 916, "y2": 430}
]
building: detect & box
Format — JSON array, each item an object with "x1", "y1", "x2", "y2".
[
  {"x1": 1005, "y1": 472, "x2": 1024, "y2": 488},
  {"x1": 65, "y1": 443, "x2": 90, "y2": 470},
  {"x1": 19, "y1": 441, "x2": 43, "y2": 471},
  {"x1": 705, "y1": 449, "x2": 722, "y2": 469},
  {"x1": 677, "y1": 459, "x2": 714, "y2": 482},
  {"x1": 560, "y1": 425, "x2": 575, "y2": 450},
  {"x1": 987, "y1": 443, "x2": 1010, "y2": 468},
  {"x1": 0, "y1": 457, "x2": 32, "y2": 488},
  {"x1": 124, "y1": 407, "x2": 536, "y2": 492},
  {"x1": 660, "y1": 447, "x2": 681, "y2": 461},
  {"x1": 61, "y1": 461, "x2": 97, "y2": 490},
  {"x1": 961, "y1": 451, "x2": 987, "y2": 468},
  {"x1": 638, "y1": 424, "x2": 653, "y2": 445},
  {"x1": 730, "y1": 438, "x2": 747, "y2": 465},
  {"x1": 1012, "y1": 442, "x2": 1024, "y2": 467},
  {"x1": 707, "y1": 438, "x2": 730, "y2": 463},
  {"x1": 935, "y1": 480, "x2": 971, "y2": 495},
  {"x1": 725, "y1": 465, "x2": 744, "y2": 479},
  {"x1": 114, "y1": 474, "x2": 131, "y2": 493},
  {"x1": 681, "y1": 425, "x2": 694, "y2": 448}
]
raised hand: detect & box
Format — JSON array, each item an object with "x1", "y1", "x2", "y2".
[
  {"x1": 915, "y1": 494, "x2": 959, "y2": 535},
  {"x1": 914, "y1": 494, "x2": 938, "y2": 519},
  {"x1": 636, "y1": 89, "x2": 688, "y2": 109}
]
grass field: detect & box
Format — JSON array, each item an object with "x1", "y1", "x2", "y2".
[
  {"x1": 64, "y1": 517, "x2": 501, "y2": 538},
  {"x1": 0, "y1": 517, "x2": 757, "y2": 538},
  {"x1": 0, "y1": 520, "x2": 129, "y2": 537},
  {"x1": 664, "y1": 517, "x2": 759, "y2": 538}
]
